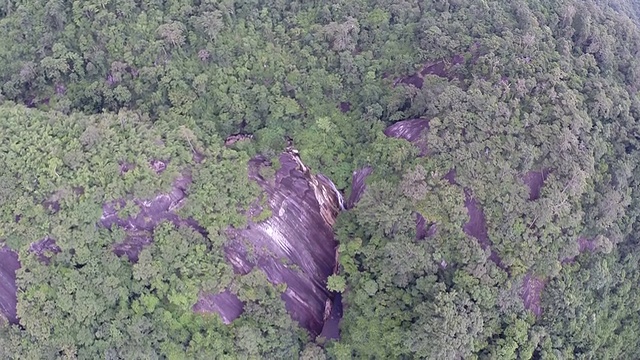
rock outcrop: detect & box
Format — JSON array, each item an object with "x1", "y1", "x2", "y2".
[
  {"x1": 346, "y1": 167, "x2": 373, "y2": 210},
  {"x1": 222, "y1": 149, "x2": 344, "y2": 335},
  {"x1": 0, "y1": 246, "x2": 19, "y2": 324},
  {"x1": 520, "y1": 274, "x2": 546, "y2": 316},
  {"x1": 100, "y1": 174, "x2": 206, "y2": 262},
  {"x1": 193, "y1": 290, "x2": 245, "y2": 324},
  {"x1": 523, "y1": 169, "x2": 551, "y2": 201},
  {"x1": 384, "y1": 118, "x2": 430, "y2": 156}
]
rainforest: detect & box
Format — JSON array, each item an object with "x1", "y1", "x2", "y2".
[{"x1": 1, "y1": 0, "x2": 640, "y2": 359}]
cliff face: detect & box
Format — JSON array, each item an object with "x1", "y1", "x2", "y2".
[{"x1": 221, "y1": 149, "x2": 343, "y2": 335}]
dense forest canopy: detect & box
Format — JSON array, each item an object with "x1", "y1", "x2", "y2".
[{"x1": 1, "y1": 0, "x2": 640, "y2": 358}]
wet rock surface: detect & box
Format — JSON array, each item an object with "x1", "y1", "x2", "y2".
[
  {"x1": 224, "y1": 150, "x2": 343, "y2": 336},
  {"x1": 0, "y1": 246, "x2": 20, "y2": 324},
  {"x1": 318, "y1": 292, "x2": 343, "y2": 341},
  {"x1": 103, "y1": 149, "x2": 349, "y2": 333}
]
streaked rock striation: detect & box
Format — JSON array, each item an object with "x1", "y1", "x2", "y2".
[
  {"x1": 223, "y1": 149, "x2": 344, "y2": 335},
  {"x1": 384, "y1": 118, "x2": 430, "y2": 156},
  {"x1": 98, "y1": 148, "x2": 349, "y2": 336},
  {"x1": 193, "y1": 290, "x2": 245, "y2": 325},
  {"x1": 0, "y1": 246, "x2": 19, "y2": 324},
  {"x1": 346, "y1": 167, "x2": 373, "y2": 210}
]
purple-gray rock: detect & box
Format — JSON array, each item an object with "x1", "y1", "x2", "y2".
[
  {"x1": 384, "y1": 118, "x2": 430, "y2": 156},
  {"x1": 562, "y1": 236, "x2": 599, "y2": 264},
  {"x1": 101, "y1": 174, "x2": 206, "y2": 262},
  {"x1": 193, "y1": 290, "x2": 245, "y2": 324},
  {"x1": 523, "y1": 169, "x2": 551, "y2": 201},
  {"x1": 29, "y1": 237, "x2": 61, "y2": 264},
  {"x1": 346, "y1": 167, "x2": 373, "y2": 210},
  {"x1": 338, "y1": 102, "x2": 351, "y2": 113},
  {"x1": 112, "y1": 233, "x2": 153, "y2": 263},
  {"x1": 224, "y1": 150, "x2": 343, "y2": 335},
  {"x1": 521, "y1": 273, "x2": 546, "y2": 317},
  {"x1": 395, "y1": 54, "x2": 466, "y2": 89},
  {"x1": 415, "y1": 213, "x2": 437, "y2": 240},
  {"x1": 318, "y1": 293, "x2": 343, "y2": 341},
  {"x1": 0, "y1": 246, "x2": 19, "y2": 324},
  {"x1": 149, "y1": 159, "x2": 167, "y2": 174}
]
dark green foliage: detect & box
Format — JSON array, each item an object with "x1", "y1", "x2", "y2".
[{"x1": 2, "y1": 0, "x2": 640, "y2": 358}]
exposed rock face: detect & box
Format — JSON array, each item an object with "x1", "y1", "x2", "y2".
[
  {"x1": 561, "y1": 236, "x2": 599, "y2": 264},
  {"x1": 113, "y1": 233, "x2": 153, "y2": 263},
  {"x1": 150, "y1": 159, "x2": 168, "y2": 174},
  {"x1": 0, "y1": 246, "x2": 19, "y2": 324},
  {"x1": 224, "y1": 134, "x2": 254, "y2": 147},
  {"x1": 101, "y1": 174, "x2": 206, "y2": 262},
  {"x1": 193, "y1": 290, "x2": 245, "y2": 324},
  {"x1": 416, "y1": 213, "x2": 428, "y2": 240},
  {"x1": 395, "y1": 54, "x2": 465, "y2": 88},
  {"x1": 521, "y1": 274, "x2": 546, "y2": 316},
  {"x1": 523, "y1": 169, "x2": 551, "y2": 201},
  {"x1": 224, "y1": 150, "x2": 343, "y2": 335},
  {"x1": 384, "y1": 122, "x2": 503, "y2": 260},
  {"x1": 462, "y1": 191, "x2": 489, "y2": 245},
  {"x1": 415, "y1": 213, "x2": 437, "y2": 241},
  {"x1": 384, "y1": 118, "x2": 430, "y2": 156},
  {"x1": 442, "y1": 169, "x2": 504, "y2": 268},
  {"x1": 29, "y1": 237, "x2": 61, "y2": 264},
  {"x1": 346, "y1": 167, "x2": 373, "y2": 209},
  {"x1": 99, "y1": 149, "x2": 348, "y2": 334},
  {"x1": 318, "y1": 292, "x2": 343, "y2": 341},
  {"x1": 338, "y1": 102, "x2": 351, "y2": 113},
  {"x1": 463, "y1": 190, "x2": 503, "y2": 266}
]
